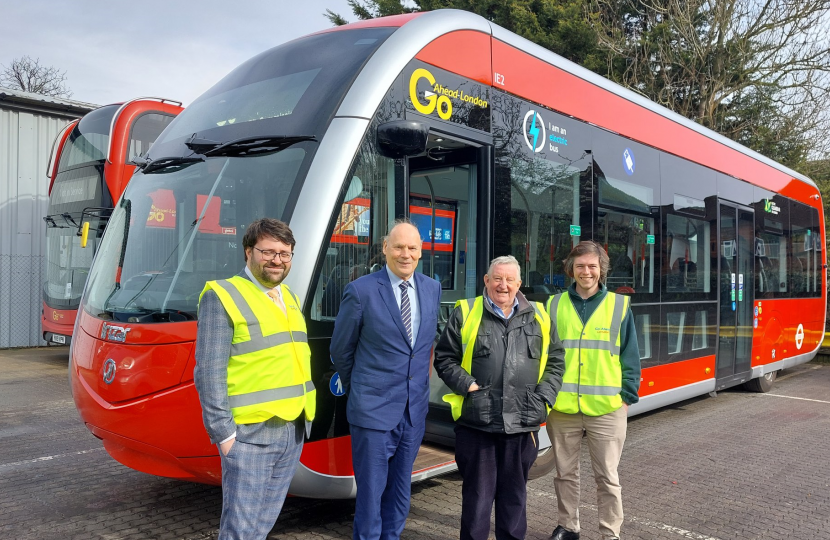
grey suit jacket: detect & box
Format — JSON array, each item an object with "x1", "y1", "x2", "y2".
[{"x1": 193, "y1": 270, "x2": 308, "y2": 445}]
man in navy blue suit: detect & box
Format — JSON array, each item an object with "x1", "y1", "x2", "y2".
[{"x1": 331, "y1": 220, "x2": 441, "y2": 540}]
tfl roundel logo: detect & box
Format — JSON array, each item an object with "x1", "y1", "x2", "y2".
[{"x1": 523, "y1": 110, "x2": 546, "y2": 153}]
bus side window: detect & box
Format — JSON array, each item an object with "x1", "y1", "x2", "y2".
[
  {"x1": 663, "y1": 211, "x2": 713, "y2": 298},
  {"x1": 632, "y1": 305, "x2": 658, "y2": 369},
  {"x1": 128, "y1": 113, "x2": 176, "y2": 162},
  {"x1": 506, "y1": 161, "x2": 581, "y2": 301},
  {"x1": 790, "y1": 201, "x2": 821, "y2": 298},
  {"x1": 310, "y1": 132, "x2": 397, "y2": 322},
  {"x1": 598, "y1": 208, "x2": 655, "y2": 297},
  {"x1": 753, "y1": 191, "x2": 788, "y2": 298},
  {"x1": 592, "y1": 129, "x2": 659, "y2": 302},
  {"x1": 657, "y1": 304, "x2": 716, "y2": 366}
]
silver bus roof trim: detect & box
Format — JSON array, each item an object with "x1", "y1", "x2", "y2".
[
  {"x1": 285, "y1": 117, "x2": 370, "y2": 304},
  {"x1": 335, "y1": 9, "x2": 491, "y2": 120}
]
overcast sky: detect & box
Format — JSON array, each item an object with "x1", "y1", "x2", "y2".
[{"x1": 1, "y1": 0, "x2": 354, "y2": 106}]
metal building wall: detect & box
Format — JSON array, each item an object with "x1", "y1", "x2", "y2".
[{"x1": 0, "y1": 108, "x2": 72, "y2": 348}]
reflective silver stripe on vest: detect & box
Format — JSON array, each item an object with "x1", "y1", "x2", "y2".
[
  {"x1": 560, "y1": 383, "x2": 621, "y2": 396},
  {"x1": 214, "y1": 280, "x2": 307, "y2": 356},
  {"x1": 228, "y1": 380, "x2": 316, "y2": 409},
  {"x1": 562, "y1": 339, "x2": 614, "y2": 351},
  {"x1": 459, "y1": 298, "x2": 476, "y2": 357},
  {"x1": 547, "y1": 294, "x2": 563, "y2": 343},
  {"x1": 608, "y1": 295, "x2": 627, "y2": 356},
  {"x1": 232, "y1": 331, "x2": 310, "y2": 356}
]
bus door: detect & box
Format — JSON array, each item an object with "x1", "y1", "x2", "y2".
[
  {"x1": 715, "y1": 202, "x2": 755, "y2": 389},
  {"x1": 407, "y1": 130, "x2": 492, "y2": 445}
]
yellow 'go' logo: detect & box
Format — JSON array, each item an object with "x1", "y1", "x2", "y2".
[{"x1": 410, "y1": 68, "x2": 452, "y2": 120}]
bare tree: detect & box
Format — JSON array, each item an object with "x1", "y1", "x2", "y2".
[
  {"x1": 590, "y1": 0, "x2": 830, "y2": 168},
  {"x1": 0, "y1": 56, "x2": 72, "y2": 98}
]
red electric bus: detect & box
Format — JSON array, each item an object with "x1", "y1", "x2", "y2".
[
  {"x1": 70, "y1": 10, "x2": 825, "y2": 496},
  {"x1": 42, "y1": 98, "x2": 183, "y2": 345}
]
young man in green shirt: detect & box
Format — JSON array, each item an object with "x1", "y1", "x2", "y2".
[{"x1": 547, "y1": 241, "x2": 641, "y2": 540}]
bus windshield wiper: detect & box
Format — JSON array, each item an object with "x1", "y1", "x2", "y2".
[
  {"x1": 61, "y1": 212, "x2": 79, "y2": 227},
  {"x1": 203, "y1": 135, "x2": 316, "y2": 157},
  {"x1": 184, "y1": 134, "x2": 222, "y2": 154},
  {"x1": 142, "y1": 156, "x2": 205, "y2": 174}
]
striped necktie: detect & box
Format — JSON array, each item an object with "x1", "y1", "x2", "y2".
[{"x1": 399, "y1": 281, "x2": 412, "y2": 345}]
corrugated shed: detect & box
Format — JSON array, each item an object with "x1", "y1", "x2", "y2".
[
  {"x1": 0, "y1": 102, "x2": 90, "y2": 347},
  {"x1": 0, "y1": 86, "x2": 97, "y2": 118}
]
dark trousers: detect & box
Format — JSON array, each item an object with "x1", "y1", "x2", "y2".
[
  {"x1": 350, "y1": 408, "x2": 426, "y2": 540},
  {"x1": 454, "y1": 425, "x2": 539, "y2": 540}
]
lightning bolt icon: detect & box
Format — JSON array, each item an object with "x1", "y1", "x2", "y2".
[{"x1": 529, "y1": 112, "x2": 540, "y2": 151}]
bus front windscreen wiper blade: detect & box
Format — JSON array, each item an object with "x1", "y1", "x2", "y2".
[
  {"x1": 142, "y1": 156, "x2": 205, "y2": 174},
  {"x1": 203, "y1": 135, "x2": 316, "y2": 157}
]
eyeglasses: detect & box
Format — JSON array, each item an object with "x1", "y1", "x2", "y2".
[{"x1": 253, "y1": 247, "x2": 294, "y2": 262}]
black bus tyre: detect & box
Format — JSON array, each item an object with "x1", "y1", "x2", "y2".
[
  {"x1": 744, "y1": 370, "x2": 777, "y2": 393},
  {"x1": 529, "y1": 445, "x2": 556, "y2": 480}
]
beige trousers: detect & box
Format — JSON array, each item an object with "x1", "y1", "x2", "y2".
[{"x1": 546, "y1": 406, "x2": 627, "y2": 539}]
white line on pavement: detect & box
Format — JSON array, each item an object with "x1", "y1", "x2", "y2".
[
  {"x1": 627, "y1": 515, "x2": 723, "y2": 540},
  {"x1": 528, "y1": 487, "x2": 722, "y2": 540},
  {"x1": 0, "y1": 447, "x2": 104, "y2": 470},
  {"x1": 763, "y1": 393, "x2": 830, "y2": 405}
]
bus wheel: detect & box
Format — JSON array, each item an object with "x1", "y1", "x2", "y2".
[
  {"x1": 744, "y1": 370, "x2": 777, "y2": 393},
  {"x1": 529, "y1": 445, "x2": 556, "y2": 480}
]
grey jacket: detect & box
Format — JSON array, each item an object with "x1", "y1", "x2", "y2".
[
  {"x1": 193, "y1": 270, "x2": 308, "y2": 445},
  {"x1": 434, "y1": 291, "x2": 565, "y2": 434}
]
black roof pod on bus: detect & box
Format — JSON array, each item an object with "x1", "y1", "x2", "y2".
[{"x1": 377, "y1": 120, "x2": 429, "y2": 158}]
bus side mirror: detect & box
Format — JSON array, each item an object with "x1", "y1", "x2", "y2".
[{"x1": 377, "y1": 120, "x2": 428, "y2": 159}]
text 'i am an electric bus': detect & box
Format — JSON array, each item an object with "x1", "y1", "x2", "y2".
[
  {"x1": 70, "y1": 10, "x2": 825, "y2": 496},
  {"x1": 42, "y1": 98, "x2": 183, "y2": 345}
]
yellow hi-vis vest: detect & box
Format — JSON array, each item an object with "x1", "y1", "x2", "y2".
[
  {"x1": 546, "y1": 292, "x2": 629, "y2": 416},
  {"x1": 199, "y1": 275, "x2": 316, "y2": 424},
  {"x1": 442, "y1": 297, "x2": 551, "y2": 421}
]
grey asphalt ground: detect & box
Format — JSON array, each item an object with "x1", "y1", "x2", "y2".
[{"x1": 1, "y1": 346, "x2": 829, "y2": 539}]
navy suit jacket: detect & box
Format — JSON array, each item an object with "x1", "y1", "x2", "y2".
[{"x1": 330, "y1": 267, "x2": 441, "y2": 431}]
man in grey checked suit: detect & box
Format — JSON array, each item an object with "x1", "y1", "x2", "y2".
[{"x1": 195, "y1": 218, "x2": 313, "y2": 540}]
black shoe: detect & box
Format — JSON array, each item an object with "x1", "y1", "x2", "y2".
[{"x1": 550, "y1": 525, "x2": 580, "y2": 540}]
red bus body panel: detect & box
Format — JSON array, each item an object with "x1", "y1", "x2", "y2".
[
  {"x1": 72, "y1": 309, "x2": 358, "y2": 484},
  {"x1": 41, "y1": 302, "x2": 77, "y2": 338}
]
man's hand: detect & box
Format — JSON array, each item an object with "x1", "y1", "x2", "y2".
[
  {"x1": 468, "y1": 382, "x2": 480, "y2": 392},
  {"x1": 220, "y1": 438, "x2": 235, "y2": 456}
]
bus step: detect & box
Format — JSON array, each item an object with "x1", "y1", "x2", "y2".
[{"x1": 412, "y1": 442, "x2": 456, "y2": 479}]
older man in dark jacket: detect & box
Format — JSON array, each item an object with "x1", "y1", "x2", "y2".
[{"x1": 435, "y1": 255, "x2": 565, "y2": 540}]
